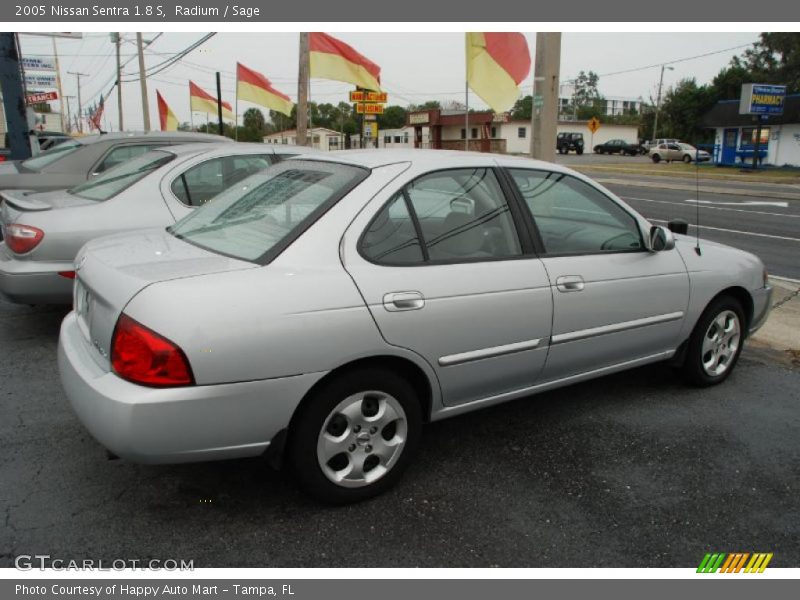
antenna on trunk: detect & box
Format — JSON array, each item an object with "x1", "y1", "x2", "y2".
[{"x1": 694, "y1": 146, "x2": 702, "y2": 256}]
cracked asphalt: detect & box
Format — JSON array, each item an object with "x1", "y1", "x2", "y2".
[{"x1": 1, "y1": 297, "x2": 798, "y2": 568}]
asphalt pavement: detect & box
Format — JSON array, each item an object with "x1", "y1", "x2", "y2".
[{"x1": 2, "y1": 295, "x2": 798, "y2": 568}]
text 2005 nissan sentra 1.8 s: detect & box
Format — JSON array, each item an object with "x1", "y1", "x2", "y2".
[{"x1": 57, "y1": 150, "x2": 772, "y2": 504}]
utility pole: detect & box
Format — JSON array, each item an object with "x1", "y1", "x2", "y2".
[
  {"x1": 51, "y1": 37, "x2": 67, "y2": 134},
  {"x1": 63, "y1": 95, "x2": 76, "y2": 133},
  {"x1": 297, "y1": 32, "x2": 309, "y2": 146},
  {"x1": 136, "y1": 32, "x2": 150, "y2": 132},
  {"x1": 111, "y1": 32, "x2": 124, "y2": 131},
  {"x1": 0, "y1": 32, "x2": 32, "y2": 159},
  {"x1": 651, "y1": 64, "x2": 673, "y2": 142},
  {"x1": 67, "y1": 70, "x2": 89, "y2": 133},
  {"x1": 531, "y1": 32, "x2": 561, "y2": 162}
]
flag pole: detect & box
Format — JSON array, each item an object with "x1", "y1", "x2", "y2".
[
  {"x1": 465, "y1": 81, "x2": 469, "y2": 152},
  {"x1": 464, "y1": 34, "x2": 469, "y2": 152},
  {"x1": 234, "y1": 67, "x2": 239, "y2": 141}
]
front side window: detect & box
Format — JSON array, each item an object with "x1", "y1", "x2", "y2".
[
  {"x1": 169, "y1": 160, "x2": 366, "y2": 263},
  {"x1": 509, "y1": 169, "x2": 643, "y2": 255},
  {"x1": 361, "y1": 168, "x2": 522, "y2": 265},
  {"x1": 69, "y1": 150, "x2": 174, "y2": 202}
]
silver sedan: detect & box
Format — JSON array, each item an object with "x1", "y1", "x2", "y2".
[
  {"x1": 58, "y1": 150, "x2": 772, "y2": 503},
  {"x1": 0, "y1": 142, "x2": 311, "y2": 304}
]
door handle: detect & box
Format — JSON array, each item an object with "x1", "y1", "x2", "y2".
[
  {"x1": 556, "y1": 275, "x2": 585, "y2": 293},
  {"x1": 383, "y1": 291, "x2": 425, "y2": 312}
]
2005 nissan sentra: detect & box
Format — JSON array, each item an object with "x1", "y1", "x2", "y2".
[{"x1": 57, "y1": 150, "x2": 772, "y2": 503}]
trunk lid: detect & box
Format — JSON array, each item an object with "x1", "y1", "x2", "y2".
[
  {"x1": 74, "y1": 228, "x2": 257, "y2": 370},
  {"x1": 1, "y1": 189, "x2": 97, "y2": 241}
]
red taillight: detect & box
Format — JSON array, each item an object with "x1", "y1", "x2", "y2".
[
  {"x1": 111, "y1": 314, "x2": 194, "y2": 387},
  {"x1": 0, "y1": 155, "x2": 7, "y2": 163},
  {"x1": 5, "y1": 224, "x2": 44, "y2": 254},
  {"x1": 58, "y1": 270, "x2": 76, "y2": 279}
]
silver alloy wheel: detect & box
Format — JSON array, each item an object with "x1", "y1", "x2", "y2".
[
  {"x1": 701, "y1": 309, "x2": 741, "y2": 377},
  {"x1": 316, "y1": 391, "x2": 408, "y2": 488}
]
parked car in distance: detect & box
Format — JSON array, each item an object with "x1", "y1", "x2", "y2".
[
  {"x1": 593, "y1": 139, "x2": 643, "y2": 156},
  {"x1": 0, "y1": 142, "x2": 314, "y2": 304},
  {"x1": 58, "y1": 150, "x2": 772, "y2": 504},
  {"x1": 0, "y1": 130, "x2": 72, "y2": 163},
  {"x1": 650, "y1": 142, "x2": 711, "y2": 163},
  {"x1": 0, "y1": 131, "x2": 231, "y2": 192},
  {"x1": 557, "y1": 132, "x2": 584, "y2": 155}
]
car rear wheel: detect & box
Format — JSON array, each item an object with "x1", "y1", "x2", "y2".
[
  {"x1": 683, "y1": 154, "x2": 692, "y2": 163},
  {"x1": 288, "y1": 367, "x2": 422, "y2": 504},
  {"x1": 576, "y1": 148, "x2": 583, "y2": 155},
  {"x1": 682, "y1": 296, "x2": 745, "y2": 387}
]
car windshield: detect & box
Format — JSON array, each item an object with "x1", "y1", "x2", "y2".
[
  {"x1": 69, "y1": 150, "x2": 175, "y2": 201},
  {"x1": 168, "y1": 160, "x2": 367, "y2": 263},
  {"x1": 20, "y1": 139, "x2": 82, "y2": 170}
]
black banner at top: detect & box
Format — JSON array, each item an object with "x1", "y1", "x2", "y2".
[{"x1": 4, "y1": 0, "x2": 800, "y2": 22}]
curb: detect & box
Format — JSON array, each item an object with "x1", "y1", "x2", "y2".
[{"x1": 591, "y1": 177, "x2": 800, "y2": 201}]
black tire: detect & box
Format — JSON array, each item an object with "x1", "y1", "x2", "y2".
[
  {"x1": 683, "y1": 154, "x2": 692, "y2": 164},
  {"x1": 558, "y1": 147, "x2": 567, "y2": 155},
  {"x1": 651, "y1": 154, "x2": 661, "y2": 163},
  {"x1": 288, "y1": 367, "x2": 423, "y2": 504},
  {"x1": 681, "y1": 295, "x2": 746, "y2": 387},
  {"x1": 576, "y1": 148, "x2": 583, "y2": 155}
]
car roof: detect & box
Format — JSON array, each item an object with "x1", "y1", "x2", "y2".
[
  {"x1": 159, "y1": 142, "x2": 322, "y2": 157},
  {"x1": 291, "y1": 148, "x2": 574, "y2": 174},
  {"x1": 73, "y1": 131, "x2": 231, "y2": 145}
]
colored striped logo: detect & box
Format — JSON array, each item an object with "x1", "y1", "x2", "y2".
[{"x1": 697, "y1": 553, "x2": 773, "y2": 573}]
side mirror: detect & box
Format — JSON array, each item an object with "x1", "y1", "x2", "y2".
[
  {"x1": 649, "y1": 225, "x2": 675, "y2": 252},
  {"x1": 667, "y1": 218, "x2": 689, "y2": 235}
]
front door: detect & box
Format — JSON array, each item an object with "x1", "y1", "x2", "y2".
[
  {"x1": 721, "y1": 128, "x2": 738, "y2": 165},
  {"x1": 505, "y1": 168, "x2": 690, "y2": 382},
  {"x1": 343, "y1": 166, "x2": 553, "y2": 407}
]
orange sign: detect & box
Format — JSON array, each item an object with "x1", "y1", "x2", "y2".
[
  {"x1": 350, "y1": 90, "x2": 388, "y2": 103},
  {"x1": 356, "y1": 103, "x2": 385, "y2": 115},
  {"x1": 587, "y1": 117, "x2": 601, "y2": 134}
]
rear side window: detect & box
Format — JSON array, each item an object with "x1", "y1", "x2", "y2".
[
  {"x1": 95, "y1": 144, "x2": 161, "y2": 174},
  {"x1": 171, "y1": 155, "x2": 272, "y2": 207},
  {"x1": 361, "y1": 168, "x2": 522, "y2": 265},
  {"x1": 21, "y1": 139, "x2": 82, "y2": 170}
]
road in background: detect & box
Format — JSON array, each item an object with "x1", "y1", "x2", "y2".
[{"x1": 602, "y1": 183, "x2": 800, "y2": 279}]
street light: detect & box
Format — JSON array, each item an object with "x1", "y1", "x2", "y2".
[{"x1": 652, "y1": 64, "x2": 674, "y2": 142}]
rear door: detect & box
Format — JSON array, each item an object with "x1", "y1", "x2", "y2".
[
  {"x1": 505, "y1": 168, "x2": 689, "y2": 381},
  {"x1": 342, "y1": 164, "x2": 553, "y2": 407}
]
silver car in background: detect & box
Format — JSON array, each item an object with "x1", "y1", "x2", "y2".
[
  {"x1": 0, "y1": 142, "x2": 311, "y2": 304},
  {"x1": 0, "y1": 131, "x2": 229, "y2": 192},
  {"x1": 58, "y1": 150, "x2": 772, "y2": 504}
]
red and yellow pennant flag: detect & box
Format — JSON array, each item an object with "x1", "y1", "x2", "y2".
[
  {"x1": 157, "y1": 90, "x2": 179, "y2": 131},
  {"x1": 466, "y1": 32, "x2": 531, "y2": 113},
  {"x1": 309, "y1": 32, "x2": 381, "y2": 92},
  {"x1": 236, "y1": 62, "x2": 293, "y2": 117},
  {"x1": 189, "y1": 81, "x2": 235, "y2": 121}
]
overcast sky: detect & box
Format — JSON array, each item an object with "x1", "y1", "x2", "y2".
[{"x1": 19, "y1": 31, "x2": 760, "y2": 130}]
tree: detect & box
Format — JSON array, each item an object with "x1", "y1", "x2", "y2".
[
  {"x1": 510, "y1": 95, "x2": 532, "y2": 120},
  {"x1": 242, "y1": 107, "x2": 266, "y2": 133},
  {"x1": 377, "y1": 105, "x2": 407, "y2": 129},
  {"x1": 737, "y1": 33, "x2": 800, "y2": 91},
  {"x1": 572, "y1": 70, "x2": 601, "y2": 110}
]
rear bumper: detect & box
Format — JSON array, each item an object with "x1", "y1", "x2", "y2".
[
  {"x1": 58, "y1": 311, "x2": 326, "y2": 464},
  {"x1": 749, "y1": 285, "x2": 773, "y2": 335},
  {"x1": 0, "y1": 246, "x2": 73, "y2": 304}
]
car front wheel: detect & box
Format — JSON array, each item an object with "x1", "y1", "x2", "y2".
[
  {"x1": 651, "y1": 154, "x2": 661, "y2": 163},
  {"x1": 289, "y1": 367, "x2": 422, "y2": 503},
  {"x1": 682, "y1": 296, "x2": 746, "y2": 386}
]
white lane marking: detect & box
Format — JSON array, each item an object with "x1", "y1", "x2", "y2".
[
  {"x1": 686, "y1": 199, "x2": 789, "y2": 208},
  {"x1": 648, "y1": 218, "x2": 800, "y2": 242},
  {"x1": 621, "y1": 195, "x2": 800, "y2": 219}
]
